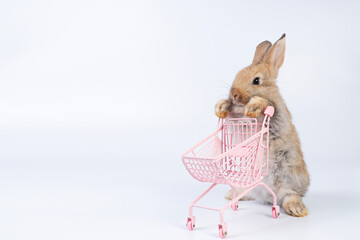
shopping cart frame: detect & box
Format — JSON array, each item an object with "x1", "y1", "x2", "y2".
[{"x1": 181, "y1": 106, "x2": 279, "y2": 238}]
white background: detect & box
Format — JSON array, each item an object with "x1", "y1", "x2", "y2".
[{"x1": 0, "y1": 0, "x2": 359, "y2": 239}]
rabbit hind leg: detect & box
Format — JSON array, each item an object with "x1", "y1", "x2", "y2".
[{"x1": 282, "y1": 194, "x2": 309, "y2": 217}]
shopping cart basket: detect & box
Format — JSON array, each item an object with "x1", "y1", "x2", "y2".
[{"x1": 182, "y1": 106, "x2": 279, "y2": 238}]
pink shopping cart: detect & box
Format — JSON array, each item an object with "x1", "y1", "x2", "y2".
[{"x1": 182, "y1": 106, "x2": 280, "y2": 238}]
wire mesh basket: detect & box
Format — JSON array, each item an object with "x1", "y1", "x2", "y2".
[{"x1": 182, "y1": 117, "x2": 270, "y2": 187}]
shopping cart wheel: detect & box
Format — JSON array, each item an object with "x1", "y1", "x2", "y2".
[
  {"x1": 272, "y1": 206, "x2": 280, "y2": 218},
  {"x1": 218, "y1": 224, "x2": 227, "y2": 239},
  {"x1": 231, "y1": 203, "x2": 238, "y2": 211},
  {"x1": 186, "y1": 217, "x2": 195, "y2": 230}
]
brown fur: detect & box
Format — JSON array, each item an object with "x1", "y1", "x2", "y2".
[{"x1": 215, "y1": 34, "x2": 310, "y2": 217}]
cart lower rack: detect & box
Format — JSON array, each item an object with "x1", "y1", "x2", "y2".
[{"x1": 181, "y1": 106, "x2": 279, "y2": 238}]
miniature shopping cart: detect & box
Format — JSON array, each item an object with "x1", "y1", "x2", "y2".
[{"x1": 182, "y1": 106, "x2": 280, "y2": 238}]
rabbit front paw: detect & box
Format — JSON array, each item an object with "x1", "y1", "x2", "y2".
[
  {"x1": 244, "y1": 96, "x2": 268, "y2": 118},
  {"x1": 215, "y1": 99, "x2": 231, "y2": 118}
]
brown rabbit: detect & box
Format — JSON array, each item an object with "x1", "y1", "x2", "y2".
[{"x1": 215, "y1": 34, "x2": 310, "y2": 217}]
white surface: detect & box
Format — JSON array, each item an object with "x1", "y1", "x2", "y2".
[
  {"x1": 1, "y1": 185, "x2": 359, "y2": 240},
  {"x1": 1, "y1": 0, "x2": 360, "y2": 239},
  {"x1": 0, "y1": 130, "x2": 359, "y2": 239}
]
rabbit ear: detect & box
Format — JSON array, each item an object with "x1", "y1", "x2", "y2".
[
  {"x1": 263, "y1": 34, "x2": 286, "y2": 73},
  {"x1": 252, "y1": 41, "x2": 272, "y2": 65}
]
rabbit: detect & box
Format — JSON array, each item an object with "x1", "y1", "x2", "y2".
[{"x1": 215, "y1": 34, "x2": 310, "y2": 217}]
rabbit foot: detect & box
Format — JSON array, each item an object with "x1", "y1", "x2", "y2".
[
  {"x1": 215, "y1": 99, "x2": 231, "y2": 118},
  {"x1": 282, "y1": 194, "x2": 309, "y2": 217},
  {"x1": 224, "y1": 189, "x2": 254, "y2": 201},
  {"x1": 244, "y1": 96, "x2": 268, "y2": 118}
]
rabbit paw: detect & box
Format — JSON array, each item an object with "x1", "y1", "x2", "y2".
[
  {"x1": 283, "y1": 195, "x2": 309, "y2": 217},
  {"x1": 224, "y1": 188, "x2": 254, "y2": 201},
  {"x1": 215, "y1": 99, "x2": 231, "y2": 118},
  {"x1": 244, "y1": 96, "x2": 268, "y2": 118}
]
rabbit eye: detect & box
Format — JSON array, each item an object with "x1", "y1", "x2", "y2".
[{"x1": 252, "y1": 77, "x2": 260, "y2": 85}]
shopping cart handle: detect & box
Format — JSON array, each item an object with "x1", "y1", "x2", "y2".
[{"x1": 264, "y1": 106, "x2": 275, "y2": 117}]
